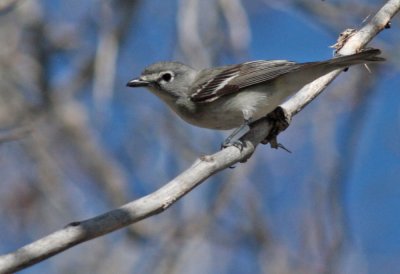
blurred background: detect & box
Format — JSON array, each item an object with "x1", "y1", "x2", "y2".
[{"x1": 0, "y1": 0, "x2": 399, "y2": 273}]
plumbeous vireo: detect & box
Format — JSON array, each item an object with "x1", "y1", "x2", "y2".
[{"x1": 127, "y1": 49, "x2": 384, "y2": 145}]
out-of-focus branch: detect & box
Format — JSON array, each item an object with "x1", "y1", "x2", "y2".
[
  {"x1": 52, "y1": 0, "x2": 141, "y2": 206},
  {"x1": 178, "y1": 0, "x2": 250, "y2": 66},
  {"x1": 93, "y1": 2, "x2": 119, "y2": 111},
  {"x1": 323, "y1": 70, "x2": 380, "y2": 274},
  {"x1": 177, "y1": 0, "x2": 211, "y2": 67},
  {"x1": 218, "y1": 0, "x2": 250, "y2": 55},
  {"x1": 0, "y1": 0, "x2": 18, "y2": 14},
  {"x1": 0, "y1": 1, "x2": 398, "y2": 273},
  {"x1": 0, "y1": 126, "x2": 31, "y2": 144},
  {"x1": 53, "y1": 99, "x2": 129, "y2": 206}
]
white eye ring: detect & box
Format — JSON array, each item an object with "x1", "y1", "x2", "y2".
[{"x1": 160, "y1": 71, "x2": 174, "y2": 82}]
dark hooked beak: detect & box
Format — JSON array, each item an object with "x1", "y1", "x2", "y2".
[{"x1": 126, "y1": 78, "x2": 150, "y2": 88}]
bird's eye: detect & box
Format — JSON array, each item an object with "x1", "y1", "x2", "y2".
[{"x1": 161, "y1": 72, "x2": 173, "y2": 82}]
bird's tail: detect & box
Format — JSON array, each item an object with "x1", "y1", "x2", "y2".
[
  {"x1": 326, "y1": 48, "x2": 385, "y2": 68},
  {"x1": 285, "y1": 48, "x2": 384, "y2": 97}
]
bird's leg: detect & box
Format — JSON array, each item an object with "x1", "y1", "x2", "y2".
[
  {"x1": 221, "y1": 119, "x2": 251, "y2": 150},
  {"x1": 261, "y1": 107, "x2": 292, "y2": 152}
]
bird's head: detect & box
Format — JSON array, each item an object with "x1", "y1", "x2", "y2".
[{"x1": 127, "y1": 62, "x2": 197, "y2": 99}]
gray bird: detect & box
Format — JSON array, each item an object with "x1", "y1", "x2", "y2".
[{"x1": 127, "y1": 49, "x2": 384, "y2": 145}]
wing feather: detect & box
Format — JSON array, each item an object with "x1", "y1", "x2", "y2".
[{"x1": 190, "y1": 60, "x2": 302, "y2": 103}]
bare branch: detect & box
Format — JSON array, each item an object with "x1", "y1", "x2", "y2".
[
  {"x1": 282, "y1": 0, "x2": 398, "y2": 117},
  {"x1": 0, "y1": 1, "x2": 398, "y2": 273}
]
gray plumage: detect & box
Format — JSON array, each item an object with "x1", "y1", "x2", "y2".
[{"x1": 127, "y1": 49, "x2": 384, "y2": 131}]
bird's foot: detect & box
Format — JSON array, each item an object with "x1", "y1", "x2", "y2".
[
  {"x1": 221, "y1": 139, "x2": 249, "y2": 168},
  {"x1": 261, "y1": 107, "x2": 292, "y2": 153},
  {"x1": 221, "y1": 139, "x2": 245, "y2": 151},
  {"x1": 220, "y1": 120, "x2": 251, "y2": 151}
]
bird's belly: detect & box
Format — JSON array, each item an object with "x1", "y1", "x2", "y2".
[{"x1": 175, "y1": 90, "x2": 278, "y2": 130}]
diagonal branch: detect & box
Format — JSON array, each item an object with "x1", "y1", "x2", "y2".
[{"x1": 0, "y1": 0, "x2": 398, "y2": 273}]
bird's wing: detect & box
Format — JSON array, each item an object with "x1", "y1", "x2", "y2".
[{"x1": 190, "y1": 60, "x2": 303, "y2": 103}]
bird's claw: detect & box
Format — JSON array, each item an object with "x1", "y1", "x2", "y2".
[
  {"x1": 262, "y1": 107, "x2": 292, "y2": 153},
  {"x1": 221, "y1": 139, "x2": 245, "y2": 151},
  {"x1": 265, "y1": 136, "x2": 292, "y2": 153},
  {"x1": 221, "y1": 139, "x2": 247, "y2": 168}
]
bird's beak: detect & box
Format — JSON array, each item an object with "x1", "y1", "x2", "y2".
[{"x1": 126, "y1": 78, "x2": 150, "y2": 88}]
